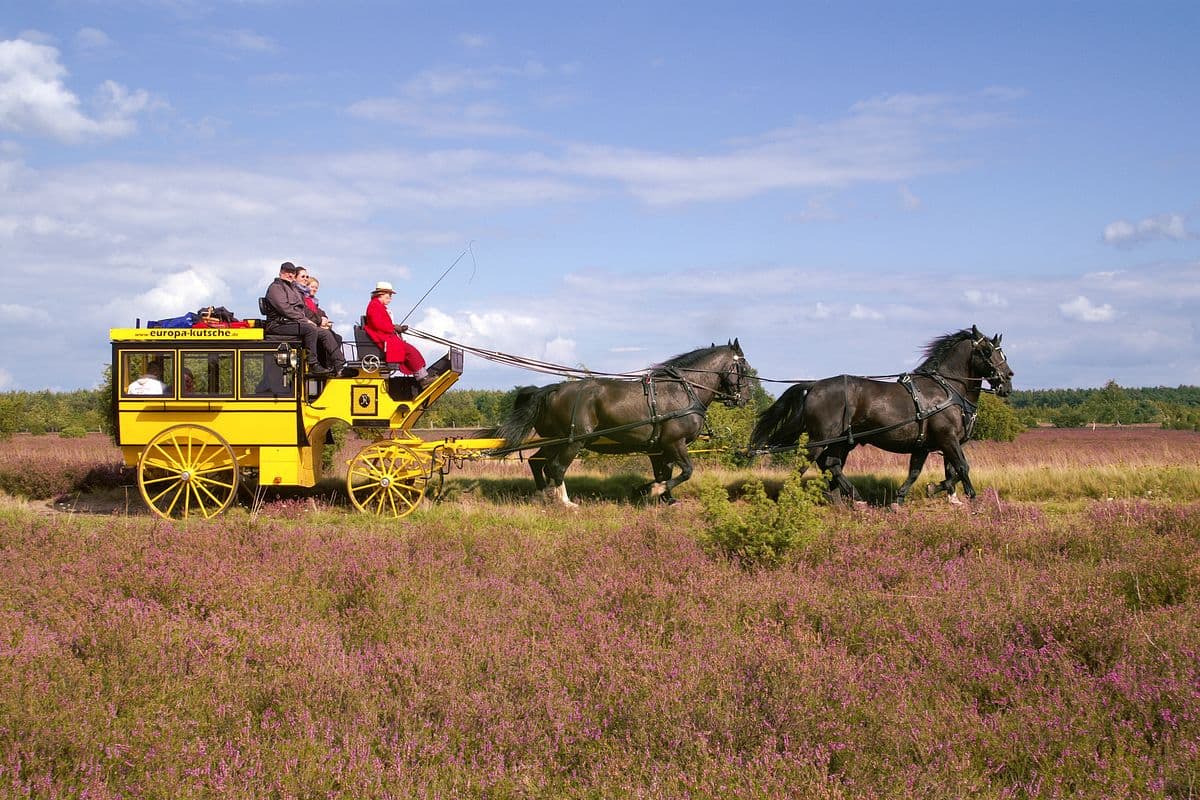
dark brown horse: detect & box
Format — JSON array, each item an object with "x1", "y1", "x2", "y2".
[
  {"x1": 496, "y1": 341, "x2": 751, "y2": 506},
  {"x1": 751, "y1": 326, "x2": 1013, "y2": 505}
]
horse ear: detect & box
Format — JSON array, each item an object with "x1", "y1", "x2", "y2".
[
  {"x1": 971, "y1": 324, "x2": 980, "y2": 337},
  {"x1": 993, "y1": 334, "x2": 1002, "y2": 345}
]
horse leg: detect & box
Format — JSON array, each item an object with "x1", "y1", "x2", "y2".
[
  {"x1": 655, "y1": 440, "x2": 694, "y2": 504},
  {"x1": 944, "y1": 441, "x2": 975, "y2": 502},
  {"x1": 527, "y1": 448, "x2": 550, "y2": 491},
  {"x1": 895, "y1": 450, "x2": 929, "y2": 505},
  {"x1": 645, "y1": 453, "x2": 673, "y2": 499},
  {"x1": 542, "y1": 442, "x2": 583, "y2": 508},
  {"x1": 925, "y1": 462, "x2": 963, "y2": 504},
  {"x1": 824, "y1": 445, "x2": 862, "y2": 503},
  {"x1": 818, "y1": 451, "x2": 858, "y2": 504}
]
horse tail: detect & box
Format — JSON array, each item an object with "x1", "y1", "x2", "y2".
[
  {"x1": 750, "y1": 381, "x2": 815, "y2": 452},
  {"x1": 497, "y1": 385, "x2": 551, "y2": 448}
]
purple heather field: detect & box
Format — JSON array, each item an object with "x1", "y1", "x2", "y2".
[{"x1": 0, "y1": 429, "x2": 1198, "y2": 798}]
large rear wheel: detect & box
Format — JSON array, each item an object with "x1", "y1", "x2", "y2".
[
  {"x1": 346, "y1": 442, "x2": 429, "y2": 517},
  {"x1": 137, "y1": 425, "x2": 240, "y2": 520}
]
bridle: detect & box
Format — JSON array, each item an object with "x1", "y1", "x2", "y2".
[
  {"x1": 969, "y1": 333, "x2": 1011, "y2": 390},
  {"x1": 716, "y1": 353, "x2": 749, "y2": 408}
]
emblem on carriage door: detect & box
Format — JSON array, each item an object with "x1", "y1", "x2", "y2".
[{"x1": 351, "y1": 386, "x2": 378, "y2": 416}]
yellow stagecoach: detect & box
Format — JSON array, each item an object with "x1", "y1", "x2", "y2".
[{"x1": 111, "y1": 325, "x2": 506, "y2": 520}]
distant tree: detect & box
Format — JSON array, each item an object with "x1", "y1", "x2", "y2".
[
  {"x1": 1050, "y1": 405, "x2": 1088, "y2": 428},
  {"x1": 1081, "y1": 380, "x2": 1137, "y2": 425}
]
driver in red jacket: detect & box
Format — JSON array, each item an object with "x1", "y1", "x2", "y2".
[{"x1": 364, "y1": 281, "x2": 428, "y2": 379}]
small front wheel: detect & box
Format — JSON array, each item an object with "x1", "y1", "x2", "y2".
[
  {"x1": 137, "y1": 424, "x2": 240, "y2": 520},
  {"x1": 346, "y1": 443, "x2": 429, "y2": 518}
]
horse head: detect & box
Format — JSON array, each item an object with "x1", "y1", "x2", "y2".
[
  {"x1": 969, "y1": 325, "x2": 1014, "y2": 397},
  {"x1": 718, "y1": 338, "x2": 752, "y2": 408}
]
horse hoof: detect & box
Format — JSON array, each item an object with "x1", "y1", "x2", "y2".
[
  {"x1": 888, "y1": 502, "x2": 902, "y2": 512},
  {"x1": 853, "y1": 500, "x2": 869, "y2": 510},
  {"x1": 948, "y1": 493, "x2": 963, "y2": 506},
  {"x1": 648, "y1": 482, "x2": 667, "y2": 499},
  {"x1": 925, "y1": 484, "x2": 937, "y2": 498}
]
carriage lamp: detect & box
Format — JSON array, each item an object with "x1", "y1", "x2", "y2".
[
  {"x1": 274, "y1": 343, "x2": 297, "y2": 370},
  {"x1": 275, "y1": 343, "x2": 298, "y2": 388}
]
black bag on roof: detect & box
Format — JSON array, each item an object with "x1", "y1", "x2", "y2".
[{"x1": 197, "y1": 305, "x2": 237, "y2": 323}]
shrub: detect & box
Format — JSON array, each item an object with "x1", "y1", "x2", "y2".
[
  {"x1": 700, "y1": 402, "x2": 759, "y2": 468},
  {"x1": 698, "y1": 458, "x2": 826, "y2": 568},
  {"x1": 973, "y1": 393, "x2": 1024, "y2": 442},
  {"x1": 59, "y1": 425, "x2": 87, "y2": 439}
]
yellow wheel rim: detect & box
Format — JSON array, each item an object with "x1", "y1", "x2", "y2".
[
  {"x1": 137, "y1": 424, "x2": 239, "y2": 520},
  {"x1": 346, "y1": 443, "x2": 429, "y2": 518}
]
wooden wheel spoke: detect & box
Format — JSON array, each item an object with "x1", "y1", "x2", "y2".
[
  {"x1": 346, "y1": 444, "x2": 428, "y2": 518},
  {"x1": 139, "y1": 426, "x2": 238, "y2": 520},
  {"x1": 193, "y1": 477, "x2": 232, "y2": 507}
]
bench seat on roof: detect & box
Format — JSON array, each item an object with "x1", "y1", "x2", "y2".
[{"x1": 259, "y1": 296, "x2": 299, "y2": 342}]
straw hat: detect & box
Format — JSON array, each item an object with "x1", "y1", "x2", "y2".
[{"x1": 372, "y1": 281, "x2": 396, "y2": 295}]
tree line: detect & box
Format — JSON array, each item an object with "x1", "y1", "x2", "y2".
[{"x1": 2, "y1": 372, "x2": 1198, "y2": 442}]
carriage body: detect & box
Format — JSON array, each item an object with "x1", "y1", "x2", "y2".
[{"x1": 110, "y1": 326, "x2": 496, "y2": 519}]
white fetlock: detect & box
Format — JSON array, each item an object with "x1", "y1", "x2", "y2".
[
  {"x1": 648, "y1": 482, "x2": 667, "y2": 498},
  {"x1": 540, "y1": 486, "x2": 558, "y2": 505},
  {"x1": 557, "y1": 483, "x2": 579, "y2": 509},
  {"x1": 947, "y1": 492, "x2": 963, "y2": 506}
]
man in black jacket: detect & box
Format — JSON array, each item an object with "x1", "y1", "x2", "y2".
[{"x1": 263, "y1": 262, "x2": 344, "y2": 377}]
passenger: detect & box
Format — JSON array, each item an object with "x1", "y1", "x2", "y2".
[
  {"x1": 298, "y1": 270, "x2": 343, "y2": 350},
  {"x1": 364, "y1": 281, "x2": 428, "y2": 381},
  {"x1": 128, "y1": 361, "x2": 166, "y2": 395},
  {"x1": 181, "y1": 366, "x2": 196, "y2": 395},
  {"x1": 263, "y1": 261, "x2": 345, "y2": 377}
]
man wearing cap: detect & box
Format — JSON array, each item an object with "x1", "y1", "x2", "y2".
[
  {"x1": 263, "y1": 262, "x2": 345, "y2": 377},
  {"x1": 364, "y1": 281, "x2": 428, "y2": 379}
]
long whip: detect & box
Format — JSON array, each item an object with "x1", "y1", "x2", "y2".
[{"x1": 397, "y1": 242, "x2": 476, "y2": 325}]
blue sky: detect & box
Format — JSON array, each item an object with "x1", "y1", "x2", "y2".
[{"x1": 1, "y1": 1, "x2": 1198, "y2": 393}]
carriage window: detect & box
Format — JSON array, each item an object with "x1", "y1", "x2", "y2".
[
  {"x1": 240, "y1": 351, "x2": 294, "y2": 398},
  {"x1": 180, "y1": 352, "x2": 235, "y2": 398},
  {"x1": 122, "y1": 351, "x2": 175, "y2": 397}
]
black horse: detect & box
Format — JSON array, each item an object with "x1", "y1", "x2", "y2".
[
  {"x1": 496, "y1": 340, "x2": 752, "y2": 506},
  {"x1": 751, "y1": 326, "x2": 1014, "y2": 505}
]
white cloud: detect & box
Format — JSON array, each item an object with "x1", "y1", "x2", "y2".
[
  {"x1": 1059, "y1": 295, "x2": 1115, "y2": 323},
  {"x1": 208, "y1": 29, "x2": 280, "y2": 55},
  {"x1": 0, "y1": 302, "x2": 51, "y2": 323},
  {"x1": 849, "y1": 303, "x2": 884, "y2": 320},
  {"x1": 793, "y1": 194, "x2": 838, "y2": 223},
  {"x1": 1103, "y1": 213, "x2": 1191, "y2": 247},
  {"x1": 346, "y1": 97, "x2": 526, "y2": 138},
  {"x1": 16, "y1": 30, "x2": 56, "y2": 46},
  {"x1": 75, "y1": 28, "x2": 113, "y2": 54},
  {"x1": 964, "y1": 289, "x2": 1007, "y2": 308},
  {"x1": 457, "y1": 33, "x2": 490, "y2": 50},
  {"x1": 0, "y1": 38, "x2": 149, "y2": 142},
  {"x1": 899, "y1": 184, "x2": 921, "y2": 211},
  {"x1": 549, "y1": 90, "x2": 1012, "y2": 205},
  {"x1": 94, "y1": 268, "x2": 232, "y2": 324},
  {"x1": 543, "y1": 336, "x2": 577, "y2": 365}
]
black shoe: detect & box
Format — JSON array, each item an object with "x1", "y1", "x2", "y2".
[
  {"x1": 307, "y1": 364, "x2": 333, "y2": 378},
  {"x1": 337, "y1": 365, "x2": 357, "y2": 378}
]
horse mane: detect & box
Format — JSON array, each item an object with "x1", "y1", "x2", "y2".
[
  {"x1": 916, "y1": 328, "x2": 974, "y2": 372},
  {"x1": 650, "y1": 344, "x2": 726, "y2": 376}
]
